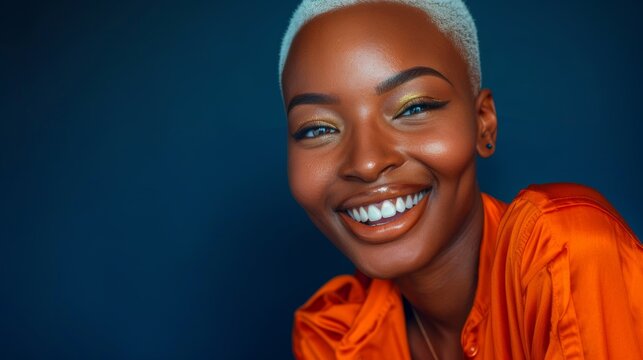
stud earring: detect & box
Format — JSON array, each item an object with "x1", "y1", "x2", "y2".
[{"x1": 486, "y1": 143, "x2": 494, "y2": 149}]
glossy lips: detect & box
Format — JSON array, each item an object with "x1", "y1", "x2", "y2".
[{"x1": 339, "y1": 188, "x2": 431, "y2": 244}]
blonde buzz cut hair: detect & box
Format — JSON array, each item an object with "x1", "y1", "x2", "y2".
[{"x1": 278, "y1": 0, "x2": 481, "y2": 95}]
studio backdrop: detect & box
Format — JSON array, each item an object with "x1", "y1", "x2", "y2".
[{"x1": 1, "y1": 0, "x2": 641, "y2": 359}]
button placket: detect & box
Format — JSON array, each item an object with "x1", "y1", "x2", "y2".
[
  {"x1": 462, "y1": 303, "x2": 485, "y2": 358},
  {"x1": 462, "y1": 326, "x2": 479, "y2": 358}
]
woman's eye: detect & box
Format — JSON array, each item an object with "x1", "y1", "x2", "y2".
[
  {"x1": 400, "y1": 103, "x2": 429, "y2": 116},
  {"x1": 293, "y1": 125, "x2": 338, "y2": 140},
  {"x1": 396, "y1": 100, "x2": 449, "y2": 118}
]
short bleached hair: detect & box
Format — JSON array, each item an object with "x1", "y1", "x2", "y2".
[{"x1": 278, "y1": 0, "x2": 481, "y2": 95}]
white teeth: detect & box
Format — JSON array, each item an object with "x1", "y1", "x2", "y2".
[
  {"x1": 367, "y1": 205, "x2": 382, "y2": 221},
  {"x1": 395, "y1": 197, "x2": 406, "y2": 213},
  {"x1": 380, "y1": 200, "x2": 396, "y2": 218},
  {"x1": 359, "y1": 207, "x2": 369, "y2": 222},
  {"x1": 346, "y1": 189, "x2": 430, "y2": 223},
  {"x1": 352, "y1": 208, "x2": 360, "y2": 221}
]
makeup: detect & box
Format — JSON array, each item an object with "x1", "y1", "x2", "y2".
[{"x1": 339, "y1": 188, "x2": 431, "y2": 244}]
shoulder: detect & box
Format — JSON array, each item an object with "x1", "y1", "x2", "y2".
[
  {"x1": 504, "y1": 183, "x2": 637, "y2": 242},
  {"x1": 497, "y1": 183, "x2": 641, "y2": 285},
  {"x1": 490, "y1": 183, "x2": 643, "y2": 358},
  {"x1": 511, "y1": 182, "x2": 622, "y2": 218}
]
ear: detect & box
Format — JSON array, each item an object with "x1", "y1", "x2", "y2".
[{"x1": 474, "y1": 89, "x2": 498, "y2": 158}]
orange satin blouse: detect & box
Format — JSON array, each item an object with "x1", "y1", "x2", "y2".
[{"x1": 292, "y1": 183, "x2": 643, "y2": 359}]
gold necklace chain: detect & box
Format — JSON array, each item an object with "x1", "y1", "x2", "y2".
[{"x1": 412, "y1": 307, "x2": 440, "y2": 360}]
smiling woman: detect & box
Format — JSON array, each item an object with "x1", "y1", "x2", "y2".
[{"x1": 278, "y1": 1, "x2": 643, "y2": 359}]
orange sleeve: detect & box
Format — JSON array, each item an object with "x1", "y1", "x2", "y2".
[
  {"x1": 503, "y1": 185, "x2": 643, "y2": 359},
  {"x1": 292, "y1": 274, "x2": 410, "y2": 360}
]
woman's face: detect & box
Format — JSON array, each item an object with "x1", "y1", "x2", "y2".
[{"x1": 282, "y1": 2, "x2": 497, "y2": 279}]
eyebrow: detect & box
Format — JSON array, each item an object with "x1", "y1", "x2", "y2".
[
  {"x1": 287, "y1": 66, "x2": 452, "y2": 113},
  {"x1": 287, "y1": 93, "x2": 339, "y2": 114},
  {"x1": 375, "y1": 66, "x2": 453, "y2": 95}
]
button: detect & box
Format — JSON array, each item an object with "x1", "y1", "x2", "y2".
[{"x1": 466, "y1": 344, "x2": 479, "y2": 357}]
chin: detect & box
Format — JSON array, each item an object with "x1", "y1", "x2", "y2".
[
  {"x1": 349, "y1": 248, "x2": 426, "y2": 280},
  {"x1": 354, "y1": 260, "x2": 413, "y2": 280}
]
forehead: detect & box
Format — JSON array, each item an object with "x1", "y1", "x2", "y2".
[{"x1": 281, "y1": 2, "x2": 471, "y2": 99}]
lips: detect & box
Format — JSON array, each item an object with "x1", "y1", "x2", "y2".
[{"x1": 337, "y1": 186, "x2": 432, "y2": 244}]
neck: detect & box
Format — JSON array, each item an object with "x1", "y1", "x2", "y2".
[{"x1": 394, "y1": 191, "x2": 484, "y2": 334}]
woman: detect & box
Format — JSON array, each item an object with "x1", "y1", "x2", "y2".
[{"x1": 278, "y1": 1, "x2": 643, "y2": 359}]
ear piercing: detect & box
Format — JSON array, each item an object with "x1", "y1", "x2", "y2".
[{"x1": 486, "y1": 143, "x2": 494, "y2": 149}]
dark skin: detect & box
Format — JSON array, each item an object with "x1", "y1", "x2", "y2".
[{"x1": 282, "y1": 3, "x2": 498, "y2": 359}]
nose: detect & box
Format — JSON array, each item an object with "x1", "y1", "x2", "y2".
[{"x1": 338, "y1": 121, "x2": 405, "y2": 183}]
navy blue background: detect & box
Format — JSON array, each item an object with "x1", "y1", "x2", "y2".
[{"x1": 1, "y1": 0, "x2": 641, "y2": 358}]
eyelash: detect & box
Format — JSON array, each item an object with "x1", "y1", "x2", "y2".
[
  {"x1": 292, "y1": 124, "x2": 338, "y2": 140},
  {"x1": 394, "y1": 98, "x2": 449, "y2": 119}
]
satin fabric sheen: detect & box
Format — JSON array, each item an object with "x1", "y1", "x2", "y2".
[{"x1": 292, "y1": 183, "x2": 643, "y2": 359}]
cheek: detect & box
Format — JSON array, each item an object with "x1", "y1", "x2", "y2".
[
  {"x1": 287, "y1": 147, "x2": 336, "y2": 212},
  {"x1": 409, "y1": 122, "x2": 477, "y2": 176}
]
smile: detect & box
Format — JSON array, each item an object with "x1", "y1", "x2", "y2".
[
  {"x1": 338, "y1": 187, "x2": 432, "y2": 244},
  {"x1": 345, "y1": 189, "x2": 429, "y2": 226}
]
